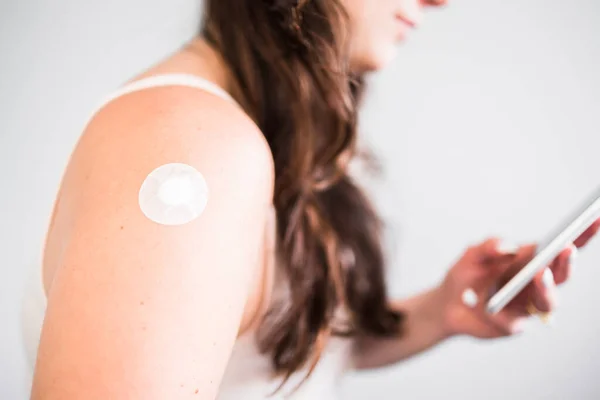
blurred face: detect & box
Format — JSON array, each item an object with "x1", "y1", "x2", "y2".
[{"x1": 342, "y1": 0, "x2": 447, "y2": 72}]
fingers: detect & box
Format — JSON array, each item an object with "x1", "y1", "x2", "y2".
[
  {"x1": 451, "y1": 305, "x2": 512, "y2": 339},
  {"x1": 550, "y1": 243, "x2": 578, "y2": 284},
  {"x1": 452, "y1": 237, "x2": 574, "y2": 339},
  {"x1": 457, "y1": 240, "x2": 535, "y2": 308},
  {"x1": 458, "y1": 289, "x2": 526, "y2": 337},
  {"x1": 489, "y1": 243, "x2": 537, "y2": 288},
  {"x1": 515, "y1": 240, "x2": 581, "y2": 325},
  {"x1": 574, "y1": 218, "x2": 600, "y2": 248},
  {"x1": 511, "y1": 242, "x2": 578, "y2": 320},
  {"x1": 490, "y1": 309, "x2": 528, "y2": 335},
  {"x1": 509, "y1": 244, "x2": 537, "y2": 269},
  {"x1": 528, "y1": 267, "x2": 557, "y2": 313},
  {"x1": 474, "y1": 315, "x2": 513, "y2": 338},
  {"x1": 463, "y1": 239, "x2": 528, "y2": 289},
  {"x1": 462, "y1": 238, "x2": 535, "y2": 272}
]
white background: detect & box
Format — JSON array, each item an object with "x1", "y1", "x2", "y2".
[{"x1": 1, "y1": 0, "x2": 600, "y2": 398}]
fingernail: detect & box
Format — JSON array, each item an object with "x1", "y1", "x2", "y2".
[
  {"x1": 496, "y1": 240, "x2": 519, "y2": 255},
  {"x1": 461, "y1": 288, "x2": 479, "y2": 308},
  {"x1": 568, "y1": 244, "x2": 578, "y2": 267},
  {"x1": 542, "y1": 268, "x2": 555, "y2": 288}
]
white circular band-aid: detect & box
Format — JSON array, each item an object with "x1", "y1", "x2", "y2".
[{"x1": 138, "y1": 163, "x2": 209, "y2": 226}]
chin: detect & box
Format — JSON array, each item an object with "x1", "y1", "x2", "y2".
[{"x1": 352, "y1": 45, "x2": 399, "y2": 73}]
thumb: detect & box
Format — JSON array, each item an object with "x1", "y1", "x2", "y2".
[
  {"x1": 485, "y1": 243, "x2": 538, "y2": 301},
  {"x1": 500, "y1": 243, "x2": 538, "y2": 279},
  {"x1": 470, "y1": 241, "x2": 536, "y2": 297},
  {"x1": 474, "y1": 238, "x2": 519, "y2": 264}
]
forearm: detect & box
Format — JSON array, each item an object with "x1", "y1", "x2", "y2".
[{"x1": 352, "y1": 286, "x2": 452, "y2": 370}]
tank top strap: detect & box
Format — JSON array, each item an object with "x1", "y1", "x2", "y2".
[{"x1": 93, "y1": 73, "x2": 238, "y2": 114}]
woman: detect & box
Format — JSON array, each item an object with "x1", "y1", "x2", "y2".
[{"x1": 26, "y1": 0, "x2": 600, "y2": 399}]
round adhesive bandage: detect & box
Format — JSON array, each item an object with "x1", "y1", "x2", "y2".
[{"x1": 138, "y1": 163, "x2": 209, "y2": 226}]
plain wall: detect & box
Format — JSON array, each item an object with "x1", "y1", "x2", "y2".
[{"x1": 1, "y1": 0, "x2": 600, "y2": 399}]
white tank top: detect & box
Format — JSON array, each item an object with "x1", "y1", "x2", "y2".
[{"x1": 20, "y1": 73, "x2": 352, "y2": 399}]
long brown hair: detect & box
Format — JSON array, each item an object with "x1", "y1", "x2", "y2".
[{"x1": 202, "y1": 0, "x2": 404, "y2": 389}]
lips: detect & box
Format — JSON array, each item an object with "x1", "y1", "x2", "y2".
[{"x1": 395, "y1": 13, "x2": 419, "y2": 29}]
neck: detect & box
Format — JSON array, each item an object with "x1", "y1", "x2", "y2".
[{"x1": 185, "y1": 36, "x2": 244, "y2": 104}]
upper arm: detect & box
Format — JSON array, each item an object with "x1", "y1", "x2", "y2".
[{"x1": 31, "y1": 89, "x2": 274, "y2": 399}]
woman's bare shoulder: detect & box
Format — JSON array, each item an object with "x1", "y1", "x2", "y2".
[
  {"x1": 32, "y1": 84, "x2": 275, "y2": 399},
  {"x1": 68, "y1": 78, "x2": 273, "y2": 202}
]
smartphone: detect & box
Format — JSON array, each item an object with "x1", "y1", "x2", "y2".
[{"x1": 486, "y1": 186, "x2": 600, "y2": 314}]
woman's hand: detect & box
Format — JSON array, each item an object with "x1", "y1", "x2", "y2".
[
  {"x1": 351, "y1": 219, "x2": 600, "y2": 370},
  {"x1": 439, "y1": 219, "x2": 600, "y2": 339}
]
